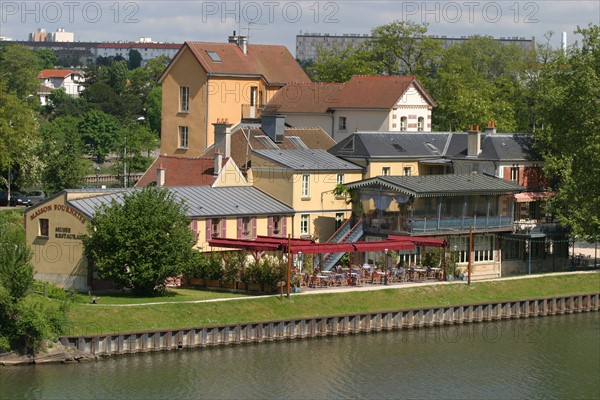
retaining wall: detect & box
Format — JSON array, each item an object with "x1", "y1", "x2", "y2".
[{"x1": 60, "y1": 293, "x2": 599, "y2": 356}]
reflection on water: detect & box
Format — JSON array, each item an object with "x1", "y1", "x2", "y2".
[{"x1": 2, "y1": 313, "x2": 599, "y2": 400}]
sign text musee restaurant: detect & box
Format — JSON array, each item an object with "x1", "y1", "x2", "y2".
[{"x1": 29, "y1": 204, "x2": 86, "y2": 224}]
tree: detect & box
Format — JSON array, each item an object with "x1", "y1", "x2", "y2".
[
  {"x1": 108, "y1": 60, "x2": 128, "y2": 95},
  {"x1": 78, "y1": 110, "x2": 121, "y2": 163},
  {"x1": 128, "y1": 49, "x2": 143, "y2": 70},
  {"x1": 145, "y1": 86, "x2": 162, "y2": 134},
  {"x1": 34, "y1": 49, "x2": 58, "y2": 69},
  {"x1": 0, "y1": 44, "x2": 41, "y2": 99},
  {"x1": 534, "y1": 24, "x2": 600, "y2": 239},
  {"x1": 39, "y1": 116, "x2": 87, "y2": 193},
  {"x1": 309, "y1": 45, "x2": 377, "y2": 82},
  {"x1": 367, "y1": 20, "x2": 442, "y2": 76},
  {"x1": 83, "y1": 187, "x2": 196, "y2": 295},
  {"x1": 42, "y1": 88, "x2": 90, "y2": 120}
]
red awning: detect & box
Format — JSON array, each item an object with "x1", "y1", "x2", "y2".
[
  {"x1": 388, "y1": 235, "x2": 448, "y2": 248},
  {"x1": 208, "y1": 238, "x2": 281, "y2": 252},
  {"x1": 514, "y1": 192, "x2": 554, "y2": 203},
  {"x1": 353, "y1": 241, "x2": 415, "y2": 252},
  {"x1": 289, "y1": 242, "x2": 356, "y2": 255}
]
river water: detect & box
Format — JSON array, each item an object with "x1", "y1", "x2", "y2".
[{"x1": 1, "y1": 313, "x2": 599, "y2": 400}]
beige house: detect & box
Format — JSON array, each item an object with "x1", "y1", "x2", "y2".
[
  {"x1": 158, "y1": 34, "x2": 310, "y2": 157},
  {"x1": 251, "y1": 148, "x2": 363, "y2": 242},
  {"x1": 24, "y1": 186, "x2": 293, "y2": 291},
  {"x1": 265, "y1": 75, "x2": 437, "y2": 141}
]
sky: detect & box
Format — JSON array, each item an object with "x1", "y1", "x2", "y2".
[{"x1": 1, "y1": 0, "x2": 599, "y2": 54}]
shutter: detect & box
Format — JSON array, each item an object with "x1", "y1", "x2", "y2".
[
  {"x1": 192, "y1": 219, "x2": 198, "y2": 242},
  {"x1": 237, "y1": 217, "x2": 242, "y2": 239},
  {"x1": 221, "y1": 218, "x2": 226, "y2": 238},
  {"x1": 267, "y1": 216, "x2": 273, "y2": 236},
  {"x1": 251, "y1": 217, "x2": 257, "y2": 239},
  {"x1": 281, "y1": 216, "x2": 287, "y2": 237},
  {"x1": 205, "y1": 219, "x2": 211, "y2": 241}
]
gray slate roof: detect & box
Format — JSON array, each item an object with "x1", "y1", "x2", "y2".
[
  {"x1": 253, "y1": 149, "x2": 363, "y2": 171},
  {"x1": 68, "y1": 186, "x2": 293, "y2": 219},
  {"x1": 344, "y1": 173, "x2": 524, "y2": 197},
  {"x1": 329, "y1": 132, "x2": 539, "y2": 162}
]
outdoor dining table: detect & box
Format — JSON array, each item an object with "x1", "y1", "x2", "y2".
[{"x1": 316, "y1": 275, "x2": 328, "y2": 287}]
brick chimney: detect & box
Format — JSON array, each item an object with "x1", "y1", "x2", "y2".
[
  {"x1": 467, "y1": 124, "x2": 481, "y2": 157},
  {"x1": 156, "y1": 163, "x2": 165, "y2": 187},
  {"x1": 212, "y1": 118, "x2": 233, "y2": 158},
  {"x1": 214, "y1": 148, "x2": 223, "y2": 176},
  {"x1": 485, "y1": 121, "x2": 497, "y2": 135}
]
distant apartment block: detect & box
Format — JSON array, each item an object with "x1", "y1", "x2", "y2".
[
  {"x1": 29, "y1": 28, "x2": 74, "y2": 42},
  {"x1": 296, "y1": 32, "x2": 535, "y2": 61},
  {"x1": 94, "y1": 40, "x2": 182, "y2": 65}
]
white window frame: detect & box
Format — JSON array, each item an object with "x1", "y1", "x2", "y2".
[
  {"x1": 338, "y1": 116, "x2": 347, "y2": 131},
  {"x1": 301, "y1": 174, "x2": 310, "y2": 198},
  {"x1": 179, "y1": 126, "x2": 189, "y2": 148},
  {"x1": 336, "y1": 173, "x2": 344, "y2": 185},
  {"x1": 403, "y1": 166, "x2": 412, "y2": 176},
  {"x1": 510, "y1": 166, "x2": 519, "y2": 182},
  {"x1": 417, "y1": 117, "x2": 424, "y2": 131},
  {"x1": 382, "y1": 167, "x2": 391, "y2": 176},
  {"x1": 300, "y1": 214, "x2": 310, "y2": 235},
  {"x1": 400, "y1": 116, "x2": 407, "y2": 131},
  {"x1": 180, "y1": 86, "x2": 189, "y2": 112}
]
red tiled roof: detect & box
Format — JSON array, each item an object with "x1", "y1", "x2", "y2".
[
  {"x1": 163, "y1": 42, "x2": 310, "y2": 85},
  {"x1": 264, "y1": 82, "x2": 345, "y2": 114},
  {"x1": 266, "y1": 75, "x2": 437, "y2": 113},
  {"x1": 135, "y1": 155, "x2": 227, "y2": 188},
  {"x1": 38, "y1": 69, "x2": 82, "y2": 79},
  {"x1": 96, "y1": 42, "x2": 182, "y2": 49}
]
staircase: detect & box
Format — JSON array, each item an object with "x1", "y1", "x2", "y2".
[{"x1": 322, "y1": 218, "x2": 364, "y2": 271}]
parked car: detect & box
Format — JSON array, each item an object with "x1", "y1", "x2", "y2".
[
  {"x1": 0, "y1": 191, "x2": 8, "y2": 206},
  {"x1": 9, "y1": 192, "x2": 32, "y2": 207},
  {"x1": 25, "y1": 190, "x2": 45, "y2": 205}
]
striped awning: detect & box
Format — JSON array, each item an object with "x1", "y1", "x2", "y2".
[{"x1": 514, "y1": 192, "x2": 554, "y2": 203}]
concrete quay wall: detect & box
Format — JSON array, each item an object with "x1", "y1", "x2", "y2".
[{"x1": 60, "y1": 293, "x2": 599, "y2": 356}]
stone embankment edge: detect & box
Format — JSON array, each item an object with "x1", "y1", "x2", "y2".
[{"x1": 13, "y1": 293, "x2": 595, "y2": 364}]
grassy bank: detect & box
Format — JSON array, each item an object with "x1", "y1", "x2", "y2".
[{"x1": 66, "y1": 273, "x2": 599, "y2": 336}]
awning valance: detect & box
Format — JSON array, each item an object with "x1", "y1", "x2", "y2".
[{"x1": 514, "y1": 191, "x2": 554, "y2": 203}]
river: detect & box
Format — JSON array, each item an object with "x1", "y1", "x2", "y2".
[{"x1": 1, "y1": 312, "x2": 599, "y2": 399}]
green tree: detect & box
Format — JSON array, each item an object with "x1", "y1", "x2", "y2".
[
  {"x1": 83, "y1": 187, "x2": 196, "y2": 295},
  {"x1": 145, "y1": 86, "x2": 162, "y2": 134},
  {"x1": 0, "y1": 44, "x2": 41, "y2": 99},
  {"x1": 367, "y1": 20, "x2": 442, "y2": 76},
  {"x1": 534, "y1": 24, "x2": 600, "y2": 238},
  {"x1": 108, "y1": 60, "x2": 128, "y2": 95},
  {"x1": 39, "y1": 116, "x2": 87, "y2": 193},
  {"x1": 128, "y1": 49, "x2": 143, "y2": 70},
  {"x1": 42, "y1": 88, "x2": 90, "y2": 120},
  {"x1": 34, "y1": 48, "x2": 58, "y2": 69},
  {"x1": 78, "y1": 110, "x2": 121, "y2": 163},
  {"x1": 309, "y1": 45, "x2": 377, "y2": 82}
]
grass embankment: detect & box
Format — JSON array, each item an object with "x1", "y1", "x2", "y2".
[
  {"x1": 66, "y1": 273, "x2": 600, "y2": 336},
  {"x1": 71, "y1": 288, "x2": 246, "y2": 305}
]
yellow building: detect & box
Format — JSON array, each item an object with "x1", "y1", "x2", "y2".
[
  {"x1": 158, "y1": 34, "x2": 310, "y2": 157},
  {"x1": 24, "y1": 187, "x2": 293, "y2": 291},
  {"x1": 251, "y1": 148, "x2": 363, "y2": 242}
]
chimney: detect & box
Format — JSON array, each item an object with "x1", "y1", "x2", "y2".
[
  {"x1": 485, "y1": 121, "x2": 497, "y2": 135},
  {"x1": 467, "y1": 124, "x2": 481, "y2": 157},
  {"x1": 156, "y1": 163, "x2": 165, "y2": 187},
  {"x1": 212, "y1": 118, "x2": 233, "y2": 158},
  {"x1": 214, "y1": 148, "x2": 223, "y2": 176},
  {"x1": 228, "y1": 30, "x2": 238, "y2": 44},
  {"x1": 261, "y1": 114, "x2": 286, "y2": 143},
  {"x1": 239, "y1": 36, "x2": 248, "y2": 55}
]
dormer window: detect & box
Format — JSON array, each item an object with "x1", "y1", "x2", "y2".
[{"x1": 206, "y1": 50, "x2": 222, "y2": 62}]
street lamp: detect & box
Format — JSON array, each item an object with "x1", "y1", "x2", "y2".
[{"x1": 384, "y1": 249, "x2": 389, "y2": 285}]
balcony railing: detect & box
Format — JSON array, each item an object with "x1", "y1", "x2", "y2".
[{"x1": 364, "y1": 215, "x2": 514, "y2": 235}]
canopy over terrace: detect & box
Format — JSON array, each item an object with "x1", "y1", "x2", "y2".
[{"x1": 208, "y1": 235, "x2": 447, "y2": 255}]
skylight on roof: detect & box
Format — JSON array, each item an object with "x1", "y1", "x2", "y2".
[{"x1": 206, "y1": 50, "x2": 222, "y2": 62}]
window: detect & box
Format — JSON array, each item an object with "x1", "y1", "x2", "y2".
[
  {"x1": 403, "y1": 166, "x2": 412, "y2": 176},
  {"x1": 211, "y1": 218, "x2": 221, "y2": 237},
  {"x1": 336, "y1": 173, "x2": 344, "y2": 185},
  {"x1": 417, "y1": 117, "x2": 424, "y2": 131},
  {"x1": 242, "y1": 217, "x2": 251, "y2": 235},
  {"x1": 510, "y1": 167, "x2": 519, "y2": 182},
  {"x1": 179, "y1": 126, "x2": 188, "y2": 148},
  {"x1": 338, "y1": 116, "x2": 347, "y2": 131},
  {"x1": 382, "y1": 167, "x2": 391, "y2": 176},
  {"x1": 39, "y1": 219, "x2": 49, "y2": 237},
  {"x1": 335, "y1": 213, "x2": 344, "y2": 231},
  {"x1": 300, "y1": 214, "x2": 310, "y2": 235},
  {"x1": 250, "y1": 86, "x2": 257, "y2": 106},
  {"x1": 179, "y1": 86, "x2": 189, "y2": 112},
  {"x1": 474, "y1": 235, "x2": 494, "y2": 262},
  {"x1": 400, "y1": 116, "x2": 407, "y2": 131},
  {"x1": 301, "y1": 174, "x2": 310, "y2": 198},
  {"x1": 273, "y1": 216, "x2": 281, "y2": 234},
  {"x1": 206, "y1": 50, "x2": 221, "y2": 62}
]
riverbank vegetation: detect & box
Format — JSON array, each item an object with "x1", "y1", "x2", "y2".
[{"x1": 65, "y1": 273, "x2": 599, "y2": 336}]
